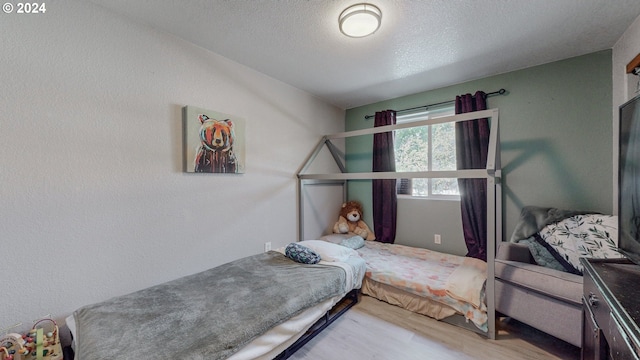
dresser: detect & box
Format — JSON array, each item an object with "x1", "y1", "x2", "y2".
[{"x1": 581, "y1": 258, "x2": 640, "y2": 360}]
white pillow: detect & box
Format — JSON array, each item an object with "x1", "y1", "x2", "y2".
[
  {"x1": 319, "y1": 233, "x2": 353, "y2": 244},
  {"x1": 298, "y1": 240, "x2": 357, "y2": 262}
]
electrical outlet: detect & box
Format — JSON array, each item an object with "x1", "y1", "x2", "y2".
[
  {"x1": 434, "y1": 234, "x2": 441, "y2": 244},
  {"x1": 264, "y1": 242, "x2": 272, "y2": 252}
]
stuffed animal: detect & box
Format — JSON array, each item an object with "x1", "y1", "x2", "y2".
[{"x1": 332, "y1": 201, "x2": 375, "y2": 241}]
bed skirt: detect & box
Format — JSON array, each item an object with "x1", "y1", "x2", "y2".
[{"x1": 361, "y1": 277, "x2": 457, "y2": 320}]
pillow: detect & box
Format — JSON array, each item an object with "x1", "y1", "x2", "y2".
[
  {"x1": 340, "y1": 235, "x2": 365, "y2": 250},
  {"x1": 298, "y1": 240, "x2": 357, "y2": 262},
  {"x1": 537, "y1": 214, "x2": 624, "y2": 274},
  {"x1": 285, "y1": 243, "x2": 321, "y2": 264},
  {"x1": 518, "y1": 237, "x2": 568, "y2": 272},
  {"x1": 319, "y1": 233, "x2": 352, "y2": 244}
]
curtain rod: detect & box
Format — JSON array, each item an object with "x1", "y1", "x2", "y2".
[{"x1": 364, "y1": 88, "x2": 507, "y2": 120}]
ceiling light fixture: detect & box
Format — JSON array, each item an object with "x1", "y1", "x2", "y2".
[{"x1": 339, "y1": 3, "x2": 382, "y2": 38}]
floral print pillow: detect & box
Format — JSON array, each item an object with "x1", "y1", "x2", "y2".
[{"x1": 537, "y1": 214, "x2": 624, "y2": 274}]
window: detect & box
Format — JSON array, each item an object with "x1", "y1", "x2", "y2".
[{"x1": 394, "y1": 106, "x2": 459, "y2": 198}]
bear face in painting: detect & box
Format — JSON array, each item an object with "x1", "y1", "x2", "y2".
[
  {"x1": 199, "y1": 114, "x2": 234, "y2": 152},
  {"x1": 194, "y1": 114, "x2": 238, "y2": 173}
]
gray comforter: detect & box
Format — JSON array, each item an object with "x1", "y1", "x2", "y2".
[{"x1": 73, "y1": 251, "x2": 346, "y2": 360}]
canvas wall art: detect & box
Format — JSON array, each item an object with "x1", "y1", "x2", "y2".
[{"x1": 183, "y1": 106, "x2": 245, "y2": 173}]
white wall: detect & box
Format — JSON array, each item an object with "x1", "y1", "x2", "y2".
[
  {"x1": 612, "y1": 14, "x2": 640, "y2": 213},
  {"x1": 0, "y1": 0, "x2": 344, "y2": 331}
]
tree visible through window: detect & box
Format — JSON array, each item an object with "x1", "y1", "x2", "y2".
[{"x1": 394, "y1": 107, "x2": 459, "y2": 197}]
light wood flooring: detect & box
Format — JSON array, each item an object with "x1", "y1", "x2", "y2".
[{"x1": 288, "y1": 294, "x2": 580, "y2": 360}]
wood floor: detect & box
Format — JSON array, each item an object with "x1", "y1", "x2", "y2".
[{"x1": 288, "y1": 294, "x2": 581, "y2": 360}]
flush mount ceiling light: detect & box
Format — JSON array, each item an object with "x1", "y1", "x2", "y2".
[{"x1": 339, "y1": 3, "x2": 382, "y2": 38}]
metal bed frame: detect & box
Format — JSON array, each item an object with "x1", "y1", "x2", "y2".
[
  {"x1": 296, "y1": 108, "x2": 502, "y2": 339},
  {"x1": 273, "y1": 289, "x2": 359, "y2": 359}
]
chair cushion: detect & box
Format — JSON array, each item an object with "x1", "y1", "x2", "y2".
[
  {"x1": 496, "y1": 242, "x2": 534, "y2": 263},
  {"x1": 495, "y1": 259, "x2": 583, "y2": 304}
]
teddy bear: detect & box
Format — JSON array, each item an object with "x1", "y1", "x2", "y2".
[{"x1": 332, "y1": 201, "x2": 375, "y2": 241}]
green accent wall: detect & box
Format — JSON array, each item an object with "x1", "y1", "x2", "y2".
[{"x1": 345, "y1": 50, "x2": 613, "y2": 248}]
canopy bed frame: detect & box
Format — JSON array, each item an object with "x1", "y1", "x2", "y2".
[{"x1": 296, "y1": 108, "x2": 502, "y2": 339}]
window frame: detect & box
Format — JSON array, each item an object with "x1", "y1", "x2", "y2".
[{"x1": 395, "y1": 106, "x2": 460, "y2": 200}]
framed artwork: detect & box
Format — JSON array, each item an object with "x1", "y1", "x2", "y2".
[{"x1": 183, "y1": 105, "x2": 245, "y2": 173}]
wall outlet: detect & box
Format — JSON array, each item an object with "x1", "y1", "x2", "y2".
[
  {"x1": 264, "y1": 242, "x2": 272, "y2": 252},
  {"x1": 434, "y1": 234, "x2": 441, "y2": 244}
]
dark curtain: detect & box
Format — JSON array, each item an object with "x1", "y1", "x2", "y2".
[
  {"x1": 455, "y1": 91, "x2": 489, "y2": 261},
  {"x1": 372, "y1": 110, "x2": 397, "y2": 243}
]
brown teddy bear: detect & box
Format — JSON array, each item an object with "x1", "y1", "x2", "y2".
[{"x1": 332, "y1": 201, "x2": 375, "y2": 241}]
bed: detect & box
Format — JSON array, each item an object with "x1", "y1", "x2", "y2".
[
  {"x1": 297, "y1": 108, "x2": 502, "y2": 338},
  {"x1": 66, "y1": 241, "x2": 366, "y2": 360},
  {"x1": 321, "y1": 234, "x2": 487, "y2": 332}
]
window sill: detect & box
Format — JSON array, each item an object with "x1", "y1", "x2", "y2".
[{"x1": 397, "y1": 194, "x2": 460, "y2": 202}]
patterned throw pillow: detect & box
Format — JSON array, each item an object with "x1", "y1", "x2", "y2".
[
  {"x1": 340, "y1": 235, "x2": 365, "y2": 249},
  {"x1": 519, "y1": 237, "x2": 568, "y2": 272},
  {"x1": 285, "y1": 243, "x2": 321, "y2": 264},
  {"x1": 537, "y1": 214, "x2": 624, "y2": 274}
]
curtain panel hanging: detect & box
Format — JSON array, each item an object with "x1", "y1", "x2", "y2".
[
  {"x1": 455, "y1": 91, "x2": 489, "y2": 261},
  {"x1": 372, "y1": 110, "x2": 397, "y2": 243}
]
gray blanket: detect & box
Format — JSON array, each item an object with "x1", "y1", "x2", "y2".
[
  {"x1": 73, "y1": 251, "x2": 346, "y2": 360},
  {"x1": 509, "y1": 205, "x2": 596, "y2": 242}
]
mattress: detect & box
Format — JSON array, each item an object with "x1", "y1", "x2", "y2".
[
  {"x1": 229, "y1": 248, "x2": 366, "y2": 359},
  {"x1": 66, "y1": 248, "x2": 366, "y2": 360},
  {"x1": 67, "y1": 293, "x2": 345, "y2": 360}
]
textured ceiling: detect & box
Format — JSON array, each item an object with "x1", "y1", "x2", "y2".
[{"x1": 89, "y1": 0, "x2": 640, "y2": 109}]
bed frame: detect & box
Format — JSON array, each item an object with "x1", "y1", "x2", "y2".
[
  {"x1": 296, "y1": 109, "x2": 502, "y2": 339},
  {"x1": 274, "y1": 289, "x2": 359, "y2": 359}
]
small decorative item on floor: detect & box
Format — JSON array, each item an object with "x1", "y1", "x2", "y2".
[
  {"x1": 0, "y1": 318, "x2": 63, "y2": 360},
  {"x1": 183, "y1": 105, "x2": 246, "y2": 174},
  {"x1": 332, "y1": 200, "x2": 376, "y2": 241}
]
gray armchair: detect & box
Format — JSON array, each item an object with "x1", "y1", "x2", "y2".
[{"x1": 495, "y1": 242, "x2": 583, "y2": 347}]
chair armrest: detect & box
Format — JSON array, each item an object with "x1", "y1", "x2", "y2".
[{"x1": 496, "y1": 242, "x2": 534, "y2": 264}]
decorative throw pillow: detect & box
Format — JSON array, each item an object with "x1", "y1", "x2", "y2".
[
  {"x1": 285, "y1": 243, "x2": 321, "y2": 264},
  {"x1": 340, "y1": 235, "x2": 365, "y2": 249},
  {"x1": 537, "y1": 214, "x2": 624, "y2": 274},
  {"x1": 518, "y1": 237, "x2": 568, "y2": 272}
]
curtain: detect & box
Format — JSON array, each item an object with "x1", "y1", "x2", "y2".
[
  {"x1": 372, "y1": 110, "x2": 397, "y2": 243},
  {"x1": 455, "y1": 91, "x2": 489, "y2": 261}
]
